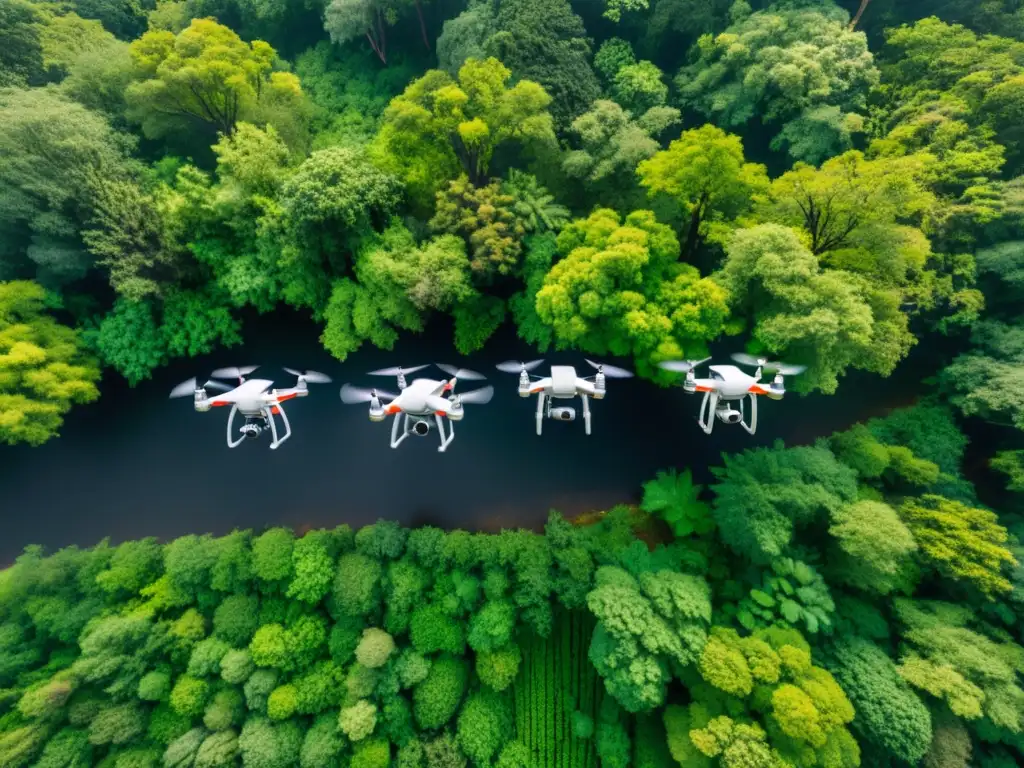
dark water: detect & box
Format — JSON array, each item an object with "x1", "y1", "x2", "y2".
[{"x1": 0, "y1": 311, "x2": 928, "y2": 564}]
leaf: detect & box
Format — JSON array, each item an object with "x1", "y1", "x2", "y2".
[
  {"x1": 780, "y1": 599, "x2": 801, "y2": 624},
  {"x1": 750, "y1": 589, "x2": 775, "y2": 608},
  {"x1": 792, "y1": 561, "x2": 815, "y2": 585},
  {"x1": 804, "y1": 611, "x2": 819, "y2": 634},
  {"x1": 777, "y1": 578, "x2": 795, "y2": 596},
  {"x1": 737, "y1": 609, "x2": 757, "y2": 630}
]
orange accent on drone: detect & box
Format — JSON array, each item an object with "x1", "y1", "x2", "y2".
[
  {"x1": 385, "y1": 404, "x2": 402, "y2": 415},
  {"x1": 693, "y1": 385, "x2": 715, "y2": 392},
  {"x1": 530, "y1": 387, "x2": 545, "y2": 393},
  {"x1": 271, "y1": 406, "x2": 281, "y2": 415},
  {"x1": 748, "y1": 385, "x2": 769, "y2": 395},
  {"x1": 276, "y1": 392, "x2": 299, "y2": 402},
  {"x1": 435, "y1": 411, "x2": 447, "y2": 417},
  {"x1": 209, "y1": 401, "x2": 229, "y2": 407}
]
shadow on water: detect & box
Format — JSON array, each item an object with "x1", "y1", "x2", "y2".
[{"x1": 0, "y1": 310, "x2": 935, "y2": 563}]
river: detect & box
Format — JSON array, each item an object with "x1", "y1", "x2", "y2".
[{"x1": 0, "y1": 311, "x2": 930, "y2": 564}]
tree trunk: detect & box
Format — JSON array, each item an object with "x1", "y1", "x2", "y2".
[
  {"x1": 684, "y1": 195, "x2": 707, "y2": 258},
  {"x1": 365, "y1": 30, "x2": 386, "y2": 64},
  {"x1": 415, "y1": 0, "x2": 430, "y2": 50},
  {"x1": 849, "y1": 0, "x2": 871, "y2": 30}
]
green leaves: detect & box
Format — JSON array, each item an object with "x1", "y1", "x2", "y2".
[
  {"x1": 0, "y1": 280, "x2": 101, "y2": 445},
  {"x1": 640, "y1": 469, "x2": 715, "y2": 539}
]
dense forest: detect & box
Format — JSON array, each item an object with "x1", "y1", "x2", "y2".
[{"x1": 4, "y1": 0, "x2": 1024, "y2": 766}]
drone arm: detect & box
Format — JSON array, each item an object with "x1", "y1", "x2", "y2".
[
  {"x1": 436, "y1": 413, "x2": 454, "y2": 452},
  {"x1": 576, "y1": 378, "x2": 597, "y2": 396},
  {"x1": 226, "y1": 404, "x2": 245, "y2": 448},
  {"x1": 581, "y1": 394, "x2": 591, "y2": 435},
  {"x1": 535, "y1": 392, "x2": 546, "y2": 436},
  {"x1": 268, "y1": 403, "x2": 293, "y2": 449}
]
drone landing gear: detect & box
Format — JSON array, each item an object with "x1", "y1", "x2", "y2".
[
  {"x1": 390, "y1": 413, "x2": 455, "y2": 452},
  {"x1": 225, "y1": 404, "x2": 292, "y2": 449},
  {"x1": 696, "y1": 392, "x2": 758, "y2": 435}
]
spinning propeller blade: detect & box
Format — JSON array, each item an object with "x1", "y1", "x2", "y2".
[
  {"x1": 340, "y1": 384, "x2": 398, "y2": 404},
  {"x1": 210, "y1": 365, "x2": 259, "y2": 380},
  {"x1": 496, "y1": 359, "x2": 545, "y2": 374},
  {"x1": 585, "y1": 359, "x2": 634, "y2": 379},
  {"x1": 368, "y1": 365, "x2": 428, "y2": 377},
  {"x1": 657, "y1": 357, "x2": 711, "y2": 373},
  {"x1": 169, "y1": 377, "x2": 198, "y2": 399},
  {"x1": 456, "y1": 385, "x2": 494, "y2": 405},
  {"x1": 730, "y1": 353, "x2": 806, "y2": 376},
  {"x1": 203, "y1": 379, "x2": 232, "y2": 392},
  {"x1": 436, "y1": 364, "x2": 487, "y2": 381},
  {"x1": 284, "y1": 368, "x2": 332, "y2": 384}
]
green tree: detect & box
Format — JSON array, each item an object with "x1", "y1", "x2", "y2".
[
  {"x1": 825, "y1": 637, "x2": 932, "y2": 766},
  {"x1": 715, "y1": 224, "x2": 916, "y2": 394},
  {"x1": 430, "y1": 177, "x2": 526, "y2": 282},
  {"x1": 213, "y1": 594, "x2": 260, "y2": 647},
  {"x1": 0, "y1": 88, "x2": 135, "y2": 287},
  {"x1": 287, "y1": 531, "x2": 338, "y2": 605},
  {"x1": 899, "y1": 495, "x2": 1017, "y2": 597},
  {"x1": 339, "y1": 699, "x2": 378, "y2": 742},
  {"x1": 612, "y1": 60, "x2": 668, "y2": 115},
  {"x1": 939, "y1": 320, "x2": 1024, "y2": 430},
  {"x1": 640, "y1": 469, "x2": 714, "y2": 539},
  {"x1": 372, "y1": 57, "x2": 556, "y2": 207},
  {"x1": 125, "y1": 19, "x2": 307, "y2": 147},
  {"x1": 710, "y1": 440, "x2": 859, "y2": 563},
  {"x1": 413, "y1": 655, "x2": 469, "y2": 730},
  {"x1": 501, "y1": 170, "x2": 569, "y2": 235},
  {"x1": 355, "y1": 628, "x2": 396, "y2": 669},
  {"x1": 678, "y1": 3, "x2": 878, "y2": 163},
  {"x1": 587, "y1": 566, "x2": 711, "y2": 712},
  {"x1": 457, "y1": 690, "x2": 511, "y2": 766},
  {"x1": 637, "y1": 125, "x2": 769, "y2": 258},
  {"x1": 534, "y1": 208, "x2": 731, "y2": 382},
  {"x1": 0, "y1": 0, "x2": 44, "y2": 87},
  {"x1": 828, "y1": 500, "x2": 918, "y2": 595},
  {"x1": 0, "y1": 281, "x2": 101, "y2": 446}
]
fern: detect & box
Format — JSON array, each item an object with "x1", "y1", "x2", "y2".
[{"x1": 640, "y1": 469, "x2": 715, "y2": 538}]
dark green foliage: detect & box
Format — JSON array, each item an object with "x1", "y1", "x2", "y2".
[{"x1": 413, "y1": 655, "x2": 468, "y2": 730}]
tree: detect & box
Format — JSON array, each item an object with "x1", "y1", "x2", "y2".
[
  {"x1": 475, "y1": 645, "x2": 520, "y2": 693},
  {"x1": 430, "y1": 177, "x2": 526, "y2": 282},
  {"x1": 252, "y1": 528, "x2": 295, "y2": 589},
  {"x1": 324, "y1": 0, "x2": 432, "y2": 65},
  {"x1": 482, "y1": 0, "x2": 600, "y2": 128},
  {"x1": 939, "y1": 320, "x2": 1024, "y2": 430},
  {"x1": 125, "y1": 19, "x2": 306, "y2": 146},
  {"x1": 612, "y1": 60, "x2": 668, "y2": 115},
  {"x1": 677, "y1": 3, "x2": 878, "y2": 163},
  {"x1": 0, "y1": 0, "x2": 44, "y2": 88},
  {"x1": 533, "y1": 208, "x2": 731, "y2": 382},
  {"x1": 640, "y1": 469, "x2": 714, "y2": 539},
  {"x1": 637, "y1": 125, "x2": 769, "y2": 258},
  {"x1": 339, "y1": 700, "x2": 378, "y2": 742},
  {"x1": 501, "y1": 170, "x2": 569, "y2": 235},
  {"x1": 563, "y1": 100, "x2": 680, "y2": 209},
  {"x1": 825, "y1": 637, "x2": 932, "y2": 766},
  {"x1": 715, "y1": 224, "x2": 916, "y2": 394},
  {"x1": 332, "y1": 553, "x2": 382, "y2": 618},
  {"x1": 287, "y1": 531, "x2": 338, "y2": 605},
  {"x1": 0, "y1": 281, "x2": 101, "y2": 446},
  {"x1": 457, "y1": 690, "x2": 511, "y2": 766},
  {"x1": 899, "y1": 495, "x2": 1017, "y2": 597},
  {"x1": 0, "y1": 87, "x2": 135, "y2": 287},
  {"x1": 587, "y1": 566, "x2": 711, "y2": 712},
  {"x1": 710, "y1": 440, "x2": 859, "y2": 564},
  {"x1": 355, "y1": 629, "x2": 396, "y2": 669},
  {"x1": 372, "y1": 57, "x2": 556, "y2": 206},
  {"x1": 829, "y1": 500, "x2": 918, "y2": 595},
  {"x1": 413, "y1": 655, "x2": 468, "y2": 730},
  {"x1": 170, "y1": 676, "x2": 210, "y2": 718},
  {"x1": 214, "y1": 595, "x2": 260, "y2": 647},
  {"x1": 759, "y1": 151, "x2": 935, "y2": 292}
]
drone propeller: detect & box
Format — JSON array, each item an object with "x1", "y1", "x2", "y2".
[
  {"x1": 340, "y1": 384, "x2": 398, "y2": 404},
  {"x1": 436, "y1": 364, "x2": 487, "y2": 381},
  {"x1": 210, "y1": 365, "x2": 259, "y2": 380},
  {"x1": 496, "y1": 359, "x2": 545, "y2": 374},
  {"x1": 368, "y1": 365, "x2": 429, "y2": 377},
  {"x1": 584, "y1": 359, "x2": 634, "y2": 379},
  {"x1": 730, "y1": 352, "x2": 807, "y2": 376},
  {"x1": 169, "y1": 377, "x2": 231, "y2": 399},
  {"x1": 284, "y1": 368, "x2": 332, "y2": 384},
  {"x1": 657, "y1": 357, "x2": 712, "y2": 374},
  {"x1": 425, "y1": 385, "x2": 495, "y2": 411}
]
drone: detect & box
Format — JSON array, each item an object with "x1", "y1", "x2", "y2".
[
  {"x1": 657, "y1": 353, "x2": 806, "y2": 435},
  {"x1": 339, "y1": 364, "x2": 494, "y2": 452},
  {"x1": 495, "y1": 358, "x2": 633, "y2": 435},
  {"x1": 169, "y1": 366, "x2": 332, "y2": 449}
]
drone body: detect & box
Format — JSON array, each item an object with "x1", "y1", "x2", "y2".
[
  {"x1": 169, "y1": 366, "x2": 331, "y2": 449},
  {"x1": 496, "y1": 359, "x2": 633, "y2": 435},
  {"x1": 658, "y1": 354, "x2": 805, "y2": 435},
  {"x1": 340, "y1": 364, "x2": 494, "y2": 452}
]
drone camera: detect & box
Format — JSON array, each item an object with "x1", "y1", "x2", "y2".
[
  {"x1": 412, "y1": 420, "x2": 431, "y2": 436},
  {"x1": 549, "y1": 406, "x2": 576, "y2": 422},
  {"x1": 240, "y1": 421, "x2": 263, "y2": 440},
  {"x1": 715, "y1": 408, "x2": 743, "y2": 425}
]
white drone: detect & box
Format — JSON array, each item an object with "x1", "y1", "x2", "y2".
[
  {"x1": 340, "y1": 364, "x2": 494, "y2": 452},
  {"x1": 169, "y1": 366, "x2": 332, "y2": 449},
  {"x1": 657, "y1": 353, "x2": 806, "y2": 435},
  {"x1": 495, "y1": 358, "x2": 633, "y2": 435}
]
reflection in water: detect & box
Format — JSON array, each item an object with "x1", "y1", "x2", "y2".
[{"x1": 0, "y1": 311, "x2": 935, "y2": 564}]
